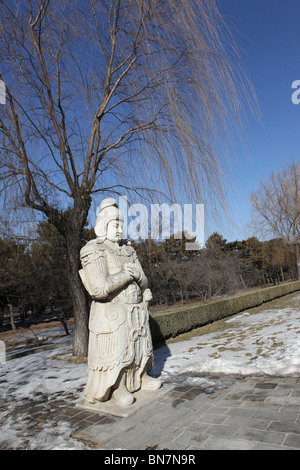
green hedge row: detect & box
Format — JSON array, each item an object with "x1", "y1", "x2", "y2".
[{"x1": 149, "y1": 280, "x2": 300, "y2": 345}]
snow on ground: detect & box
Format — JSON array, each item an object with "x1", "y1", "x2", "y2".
[
  {"x1": 0, "y1": 292, "x2": 300, "y2": 449},
  {"x1": 155, "y1": 292, "x2": 300, "y2": 383}
]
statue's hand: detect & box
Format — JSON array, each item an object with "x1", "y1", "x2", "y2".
[
  {"x1": 125, "y1": 263, "x2": 142, "y2": 282},
  {"x1": 143, "y1": 288, "x2": 152, "y2": 308},
  {"x1": 143, "y1": 288, "x2": 152, "y2": 302}
]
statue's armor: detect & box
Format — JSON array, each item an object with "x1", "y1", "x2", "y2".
[{"x1": 79, "y1": 238, "x2": 153, "y2": 402}]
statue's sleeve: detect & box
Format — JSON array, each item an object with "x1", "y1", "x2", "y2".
[
  {"x1": 131, "y1": 249, "x2": 152, "y2": 300},
  {"x1": 134, "y1": 256, "x2": 149, "y2": 292},
  {"x1": 79, "y1": 249, "x2": 132, "y2": 300}
]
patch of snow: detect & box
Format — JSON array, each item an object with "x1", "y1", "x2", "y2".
[
  {"x1": 1, "y1": 292, "x2": 300, "y2": 449},
  {"x1": 155, "y1": 299, "x2": 300, "y2": 380}
]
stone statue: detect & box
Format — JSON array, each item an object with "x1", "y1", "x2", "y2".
[{"x1": 79, "y1": 198, "x2": 161, "y2": 407}]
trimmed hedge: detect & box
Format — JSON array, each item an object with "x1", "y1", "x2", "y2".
[{"x1": 149, "y1": 280, "x2": 300, "y2": 345}]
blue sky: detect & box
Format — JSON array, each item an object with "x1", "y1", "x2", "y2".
[
  {"x1": 3, "y1": 1, "x2": 298, "y2": 245},
  {"x1": 214, "y1": 0, "x2": 300, "y2": 242}
]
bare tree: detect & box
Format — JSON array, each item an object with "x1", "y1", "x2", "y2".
[
  {"x1": 0, "y1": 0, "x2": 255, "y2": 356},
  {"x1": 251, "y1": 161, "x2": 300, "y2": 279}
]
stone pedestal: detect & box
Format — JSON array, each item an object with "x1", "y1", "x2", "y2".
[{"x1": 75, "y1": 383, "x2": 173, "y2": 418}]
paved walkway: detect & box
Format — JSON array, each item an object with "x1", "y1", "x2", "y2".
[
  {"x1": 55, "y1": 374, "x2": 300, "y2": 450},
  {"x1": 2, "y1": 291, "x2": 300, "y2": 451}
]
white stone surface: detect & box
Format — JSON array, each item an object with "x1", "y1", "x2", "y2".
[
  {"x1": 75, "y1": 383, "x2": 172, "y2": 418},
  {"x1": 79, "y1": 198, "x2": 161, "y2": 407}
]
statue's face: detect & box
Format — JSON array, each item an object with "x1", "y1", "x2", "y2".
[{"x1": 106, "y1": 219, "x2": 123, "y2": 243}]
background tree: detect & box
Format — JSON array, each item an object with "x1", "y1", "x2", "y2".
[
  {"x1": 251, "y1": 161, "x2": 300, "y2": 279},
  {"x1": 0, "y1": 0, "x2": 255, "y2": 356},
  {"x1": 0, "y1": 238, "x2": 32, "y2": 329},
  {"x1": 205, "y1": 232, "x2": 227, "y2": 257},
  {"x1": 29, "y1": 222, "x2": 72, "y2": 334},
  {"x1": 1, "y1": 227, "x2": 296, "y2": 332}
]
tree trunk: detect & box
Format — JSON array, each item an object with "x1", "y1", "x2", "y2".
[
  {"x1": 239, "y1": 274, "x2": 246, "y2": 289},
  {"x1": 52, "y1": 194, "x2": 91, "y2": 357},
  {"x1": 7, "y1": 299, "x2": 17, "y2": 331},
  {"x1": 58, "y1": 316, "x2": 70, "y2": 336},
  {"x1": 50, "y1": 306, "x2": 70, "y2": 336},
  {"x1": 66, "y1": 232, "x2": 89, "y2": 357}
]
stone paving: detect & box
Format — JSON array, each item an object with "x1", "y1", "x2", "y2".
[
  {"x1": 49, "y1": 374, "x2": 300, "y2": 450},
  {"x1": 2, "y1": 290, "x2": 300, "y2": 450}
]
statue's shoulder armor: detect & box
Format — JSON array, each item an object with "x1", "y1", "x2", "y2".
[
  {"x1": 80, "y1": 239, "x2": 105, "y2": 267},
  {"x1": 123, "y1": 244, "x2": 137, "y2": 258}
]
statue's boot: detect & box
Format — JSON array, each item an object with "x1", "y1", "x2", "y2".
[
  {"x1": 112, "y1": 371, "x2": 135, "y2": 407},
  {"x1": 141, "y1": 373, "x2": 162, "y2": 391},
  {"x1": 112, "y1": 387, "x2": 134, "y2": 406}
]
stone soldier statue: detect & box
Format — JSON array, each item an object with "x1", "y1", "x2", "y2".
[{"x1": 79, "y1": 198, "x2": 161, "y2": 406}]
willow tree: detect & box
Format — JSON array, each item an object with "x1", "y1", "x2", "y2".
[{"x1": 0, "y1": 0, "x2": 255, "y2": 356}]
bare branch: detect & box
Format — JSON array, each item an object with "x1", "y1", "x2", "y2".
[
  {"x1": 28, "y1": 7, "x2": 75, "y2": 194},
  {"x1": 252, "y1": 162, "x2": 300, "y2": 246},
  {"x1": 28, "y1": 0, "x2": 50, "y2": 28},
  {"x1": 0, "y1": 0, "x2": 257, "y2": 226},
  {"x1": 89, "y1": 0, "x2": 110, "y2": 66}
]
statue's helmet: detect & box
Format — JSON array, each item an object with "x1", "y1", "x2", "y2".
[{"x1": 94, "y1": 198, "x2": 124, "y2": 241}]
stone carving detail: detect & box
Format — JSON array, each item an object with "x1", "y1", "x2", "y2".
[{"x1": 79, "y1": 198, "x2": 161, "y2": 406}]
